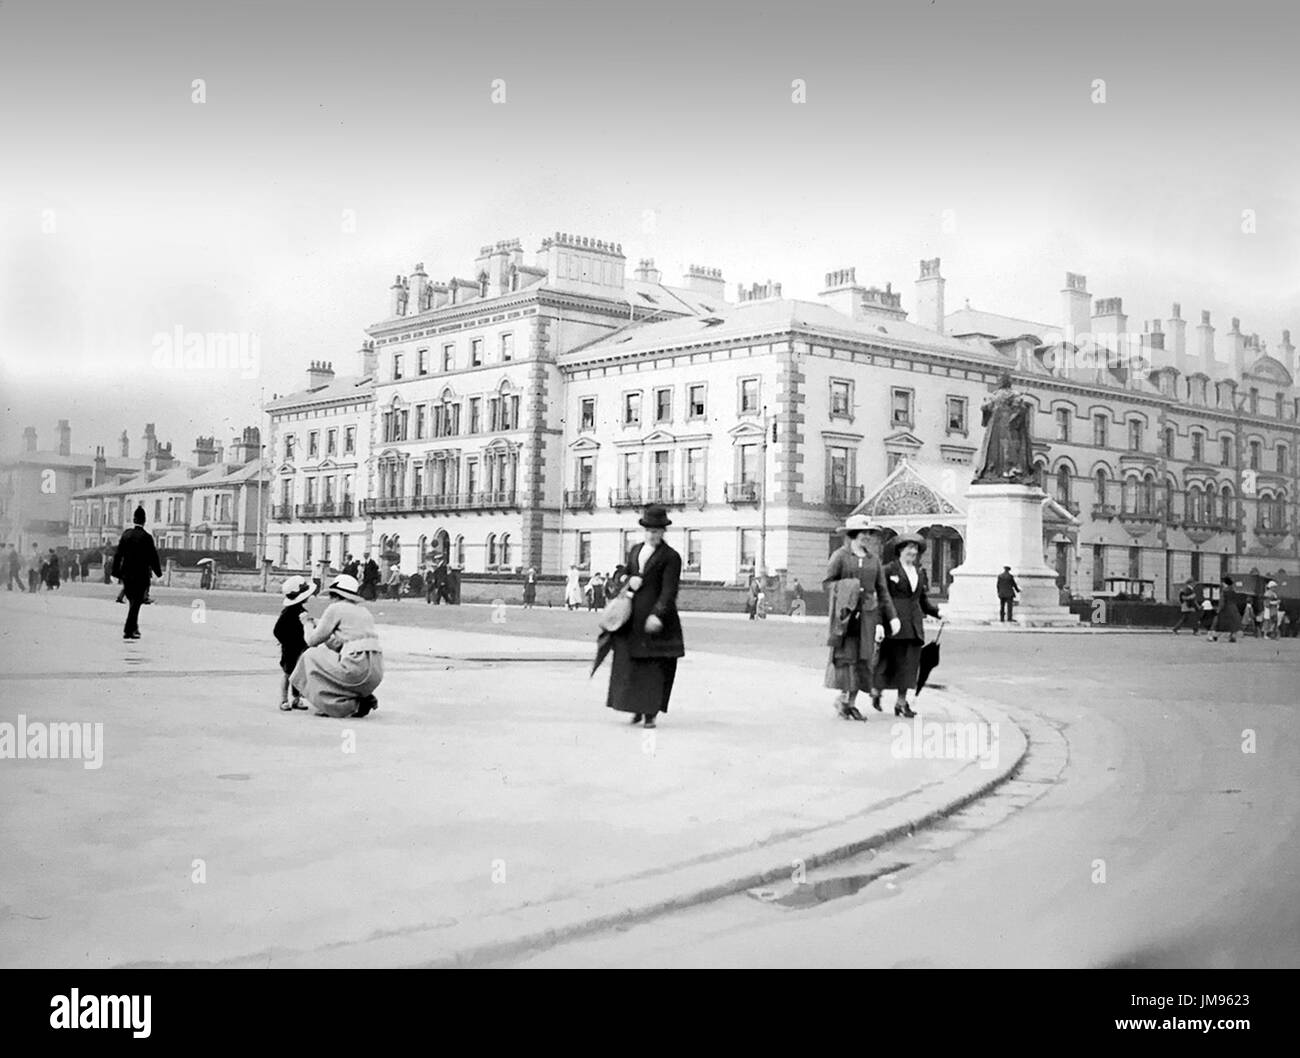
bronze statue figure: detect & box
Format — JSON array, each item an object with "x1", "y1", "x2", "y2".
[{"x1": 973, "y1": 372, "x2": 1035, "y2": 484}]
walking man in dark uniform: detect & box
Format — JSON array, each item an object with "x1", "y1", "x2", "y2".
[
  {"x1": 112, "y1": 506, "x2": 161, "y2": 640},
  {"x1": 996, "y1": 565, "x2": 1020, "y2": 622}
]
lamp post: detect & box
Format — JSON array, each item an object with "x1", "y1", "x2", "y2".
[{"x1": 760, "y1": 404, "x2": 771, "y2": 579}]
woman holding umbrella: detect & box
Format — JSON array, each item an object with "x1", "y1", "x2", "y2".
[
  {"x1": 597, "y1": 505, "x2": 684, "y2": 729},
  {"x1": 876, "y1": 533, "x2": 941, "y2": 718}
]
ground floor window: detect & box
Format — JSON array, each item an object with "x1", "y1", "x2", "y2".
[
  {"x1": 1092, "y1": 544, "x2": 1105, "y2": 591},
  {"x1": 577, "y1": 531, "x2": 591, "y2": 570},
  {"x1": 739, "y1": 529, "x2": 759, "y2": 573}
]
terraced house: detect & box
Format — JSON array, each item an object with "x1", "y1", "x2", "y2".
[{"x1": 266, "y1": 232, "x2": 1299, "y2": 601}]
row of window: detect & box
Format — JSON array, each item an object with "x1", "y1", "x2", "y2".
[
  {"x1": 74, "y1": 494, "x2": 235, "y2": 528},
  {"x1": 284, "y1": 426, "x2": 357, "y2": 462},
  {"x1": 1052, "y1": 408, "x2": 1290, "y2": 469},
  {"x1": 375, "y1": 450, "x2": 520, "y2": 500},
  {"x1": 573, "y1": 527, "x2": 761, "y2": 573},
  {"x1": 381, "y1": 394, "x2": 521, "y2": 443},
  {"x1": 392, "y1": 333, "x2": 515, "y2": 381},
  {"x1": 1055, "y1": 466, "x2": 1288, "y2": 523}
]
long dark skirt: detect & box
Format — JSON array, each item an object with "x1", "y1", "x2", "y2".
[
  {"x1": 824, "y1": 613, "x2": 881, "y2": 695},
  {"x1": 876, "y1": 637, "x2": 923, "y2": 692},
  {"x1": 606, "y1": 638, "x2": 677, "y2": 717}
]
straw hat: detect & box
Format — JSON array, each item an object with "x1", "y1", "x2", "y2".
[
  {"x1": 836, "y1": 513, "x2": 883, "y2": 535},
  {"x1": 328, "y1": 573, "x2": 364, "y2": 602},
  {"x1": 281, "y1": 575, "x2": 317, "y2": 606}
]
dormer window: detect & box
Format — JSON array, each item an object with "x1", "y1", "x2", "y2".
[{"x1": 478, "y1": 272, "x2": 489, "y2": 298}]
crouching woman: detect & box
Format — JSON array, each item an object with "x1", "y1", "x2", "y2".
[{"x1": 291, "y1": 573, "x2": 383, "y2": 718}]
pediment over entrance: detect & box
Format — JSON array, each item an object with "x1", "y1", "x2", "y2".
[{"x1": 853, "y1": 460, "x2": 962, "y2": 519}]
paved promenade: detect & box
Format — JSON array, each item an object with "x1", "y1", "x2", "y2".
[{"x1": 0, "y1": 590, "x2": 1011, "y2": 967}]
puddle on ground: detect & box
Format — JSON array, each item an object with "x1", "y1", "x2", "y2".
[
  {"x1": 750, "y1": 864, "x2": 911, "y2": 909},
  {"x1": 216, "y1": 773, "x2": 252, "y2": 781}
]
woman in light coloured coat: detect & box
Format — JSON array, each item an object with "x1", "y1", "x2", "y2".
[{"x1": 291, "y1": 574, "x2": 383, "y2": 718}]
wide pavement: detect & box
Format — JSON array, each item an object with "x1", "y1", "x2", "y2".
[{"x1": 0, "y1": 584, "x2": 999, "y2": 967}]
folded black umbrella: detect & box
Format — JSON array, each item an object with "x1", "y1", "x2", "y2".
[
  {"x1": 916, "y1": 620, "x2": 946, "y2": 695},
  {"x1": 591, "y1": 630, "x2": 614, "y2": 677}
]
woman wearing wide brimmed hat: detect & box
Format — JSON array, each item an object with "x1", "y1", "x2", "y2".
[
  {"x1": 876, "y1": 532, "x2": 941, "y2": 718},
  {"x1": 290, "y1": 573, "x2": 384, "y2": 718},
  {"x1": 604, "y1": 504, "x2": 685, "y2": 729},
  {"x1": 823, "y1": 514, "x2": 900, "y2": 721}
]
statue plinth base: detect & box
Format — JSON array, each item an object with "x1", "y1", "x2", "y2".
[{"x1": 945, "y1": 483, "x2": 1079, "y2": 627}]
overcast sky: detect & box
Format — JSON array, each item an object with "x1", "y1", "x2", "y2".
[{"x1": 2, "y1": 0, "x2": 1297, "y2": 459}]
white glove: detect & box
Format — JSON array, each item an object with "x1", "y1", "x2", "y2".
[
  {"x1": 889, "y1": 618, "x2": 901, "y2": 636},
  {"x1": 874, "y1": 624, "x2": 885, "y2": 644},
  {"x1": 627, "y1": 575, "x2": 643, "y2": 592}
]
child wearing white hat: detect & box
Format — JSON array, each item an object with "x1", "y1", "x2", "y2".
[{"x1": 274, "y1": 575, "x2": 317, "y2": 710}]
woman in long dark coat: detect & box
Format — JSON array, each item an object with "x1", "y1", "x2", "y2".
[
  {"x1": 876, "y1": 533, "x2": 941, "y2": 717},
  {"x1": 605, "y1": 505, "x2": 684, "y2": 729},
  {"x1": 823, "y1": 515, "x2": 900, "y2": 720}
]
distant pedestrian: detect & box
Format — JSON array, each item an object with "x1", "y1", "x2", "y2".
[
  {"x1": 587, "y1": 571, "x2": 604, "y2": 610},
  {"x1": 1208, "y1": 576, "x2": 1242, "y2": 644},
  {"x1": 291, "y1": 574, "x2": 383, "y2": 718},
  {"x1": 343, "y1": 553, "x2": 360, "y2": 580},
  {"x1": 1199, "y1": 597, "x2": 1215, "y2": 632},
  {"x1": 564, "y1": 565, "x2": 583, "y2": 610},
  {"x1": 1241, "y1": 601, "x2": 1258, "y2": 638},
  {"x1": 111, "y1": 506, "x2": 162, "y2": 640},
  {"x1": 997, "y1": 565, "x2": 1019, "y2": 622},
  {"x1": 522, "y1": 566, "x2": 537, "y2": 608},
  {"x1": 274, "y1": 576, "x2": 316, "y2": 711},
  {"x1": 80, "y1": 552, "x2": 90, "y2": 581},
  {"x1": 823, "y1": 515, "x2": 899, "y2": 721},
  {"x1": 877, "y1": 533, "x2": 941, "y2": 718},
  {"x1": 789, "y1": 578, "x2": 806, "y2": 617},
  {"x1": 1262, "y1": 581, "x2": 1281, "y2": 640},
  {"x1": 604, "y1": 505, "x2": 684, "y2": 730},
  {"x1": 1172, "y1": 578, "x2": 1199, "y2": 634},
  {"x1": 746, "y1": 574, "x2": 761, "y2": 620},
  {"x1": 43, "y1": 549, "x2": 61, "y2": 590},
  {"x1": 6, "y1": 544, "x2": 23, "y2": 592},
  {"x1": 28, "y1": 544, "x2": 40, "y2": 592},
  {"x1": 385, "y1": 559, "x2": 402, "y2": 601},
  {"x1": 605, "y1": 568, "x2": 622, "y2": 604},
  {"x1": 361, "y1": 553, "x2": 380, "y2": 601}
]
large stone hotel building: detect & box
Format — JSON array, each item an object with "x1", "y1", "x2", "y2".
[{"x1": 266, "y1": 232, "x2": 1298, "y2": 601}]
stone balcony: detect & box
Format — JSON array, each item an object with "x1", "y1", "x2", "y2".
[{"x1": 724, "y1": 481, "x2": 762, "y2": 505}]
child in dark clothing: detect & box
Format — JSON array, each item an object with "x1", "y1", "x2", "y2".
[{"x1": 274, "y1": 576, "x2": 317, "y2": 711}]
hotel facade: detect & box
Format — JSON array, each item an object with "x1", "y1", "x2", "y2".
[{"x1": 265, "y1": 232, "x2": 1299, "y2": 602}]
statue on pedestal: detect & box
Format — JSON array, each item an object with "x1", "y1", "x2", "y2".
[{"x1": 973, "y1": 372, "x2": 1034, "y2": 484}]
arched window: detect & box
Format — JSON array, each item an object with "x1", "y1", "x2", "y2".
[
  {"x1": 1220, "y1": 485, "x2": 1234, "y2": 526},
  {"x1": 454, "y1": 534, "x2": 465, "y2": 567},
  {"x1": 1204, "y1": 486, "x2": 1216, "y2": 521},
  {"x1": 1163, "y1": 426, "x2": 1175, "y2": 458},
  {"x1": 1094, "y1": 468, "x2": 1108, "y2": 507},
  {"x1": 478, "y1": 271, "x2": 489, "y2": 298},
  {"x1": 499, "y1": 533, "x2": 511, "y2": 570},
  {"x1": 1140, "y1": 474, "x2": 1156, "y2": 516},
  {"x1": 1055, "y1": 466, "x2": 1072, "y2": 505},
  {"x1": 1186, "y1": 485, "x2": 1204, "y2": 524},
  {"x1": 1278, "y1": 444, "x2": 1288, "y2": 475},
  {"x1": 1259, "y1": 494, "x2": 1277, "y2": 531},
  {"x1": 417, "y1": 534, "x2": 428, "y2": 563},
  {"x1": 1249, "y1": 440, "x2": 1262, "y2": 470},
  {"x1": 1122, "y1": 476, "x2": 1138, "y2": 514}
]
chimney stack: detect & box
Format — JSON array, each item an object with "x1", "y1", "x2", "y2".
[
  {"x1": 1061, "y1": 273, "x2": 1091, "y2": 344},
  {"x1": 737, "y1": 279, "x2": 783, "y2": 302},
  {"x1": 142, "y1": 423, "x2": 158, "y2": 460},
  {"x1": 389, "y1": 274, "x2": 409, "y2": 317},
  {"x1": 92, "y1": 446, "x2": 107, "y2": 486},
  {"x1": 358, "y1": 339, "x2": 378, "y2": 378},
  {"x1": 409, "y1": 262, "x2": 429, "y2": 313},
  {"x1": 193, "y1": 435, "x2": 220, "y2": 467},
  {"x1": 307, "y1": 360, "x2": 335, "y2": 389},
  {"x1": 1226, "y1": 316, "x2": 1246, "y2": 377},
  {"x1": 914, "y1": 258, "x2": 945, "y2": 334},
  {"x1": 1280, "y1": 329, "x2": 1296, "y2": 377},
  {"x1": 228, "y1": 425, "x2": 262, "y2": 464},
  {"x1": 56, "y1": 419, "x2": 71, "y2": 457},
  {"x1": 119, "y1": 429, "x2": 130, "y2": 458},
  {"x1": 1091, "y1": 297, "x2": 1128, "y2": 372},
  {"x1": 634, "y1": 258, "x2": 662, "y2": 284},
  {"x1": 23, "y1": 426, "x2": 37, "y2": 453},
  {"x1": 1166, "y1": 302, "x2": 1188, "y2": 371},
  {"x1": 1196, "y1": 310, "x2": 1218, "y2": 377},
  {"x1": 683, "y1": 264, "x2": 726, "y2": 301},
  {"x1": 820, "y1": 268, "x2": 908, "y2": 323}
]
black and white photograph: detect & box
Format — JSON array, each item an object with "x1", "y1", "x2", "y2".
[{"x1": 0, "y1": 0, "x2": 1296, "y2": 1030}]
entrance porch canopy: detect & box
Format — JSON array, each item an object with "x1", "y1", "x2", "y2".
[{"x1": 848, "y1": 459, "x2": 1080, "y2": 538}]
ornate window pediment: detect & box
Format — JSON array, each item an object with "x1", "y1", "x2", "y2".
[
  {"x1": 727, "y1": 421, "x2": 765, "y2": 440},
  {"x1": 883, "y1": 430, "x2": 924, "y2": 453},
  {"x1": 569, "y1": 436, "x2": 601, "y2": 452}
]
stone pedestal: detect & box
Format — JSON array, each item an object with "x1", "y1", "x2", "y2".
[{"x1": 945, "y1": 483, "x2": 1078, "y2": 626}]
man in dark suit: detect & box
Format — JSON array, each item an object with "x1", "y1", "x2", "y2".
[
  {"x1": 996, "y1": 565, "x2": 1020, "y2": 622},
  {"x1": 111, "y1": 506, "x2": 161, "y2": 640}
]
